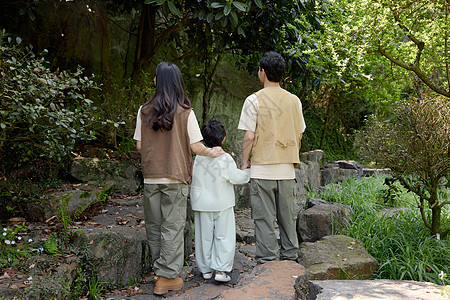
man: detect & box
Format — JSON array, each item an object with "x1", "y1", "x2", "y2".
[{"x1": 238, "y1": 51, "x2": 306, "y2": 263}]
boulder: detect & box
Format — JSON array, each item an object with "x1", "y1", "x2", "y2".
[
  {"x1": 297, "y1": 199, "x2": 353, "y2": 243},
  {"x1": 301, "y1": 150, "x2": 325, "y2": 168},
  {"x1": 44, "y1": 186, "x2": 107, "y2": 220},
  {"x1": 321, "y1": 165, "x2": 340, "y2": 186},
  {"x1": 295, "y1": 161, "x2": 321, "y2": 211},
  {"x1": 70, "y1": 156, "x2": 140, "y2": 194},
  {"x1": 298, "y1": 235, "x2": 378, "y2": 280},
  {"x1": 73, "y1": 226, "x2": 151, "y2": 287},
  {"x1": 304, "y1": 279, "x2": 446, "y2": 300}
]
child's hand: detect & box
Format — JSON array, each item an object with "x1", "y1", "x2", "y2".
[
  {"x1": 241, "y1": 159, "x2": 251, "y2": 170},
  {"x1": 210, "y1": 146, "x2": 225, "y2": 157}
]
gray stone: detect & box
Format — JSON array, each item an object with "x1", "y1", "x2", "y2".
[
  {"x1": 44, "y1": 186, "x2": 107, "y2": 220},
  {"x1": 333, "y1": 160, "x2": 361, "y2": 170},
  {"x1": 301, "y1": 150, "x2": 325, "y2": 167},
  {"x1": 306, "y1": 198, "x2": 329, "y2": 208},
  {"x1": 298, "y1": 235, "x2": 378, "y2": 280},
  {"x1": 295, "y1": 161, "x2": 321, "y2": 211},
  {"x1": 233, "y1": 250, "x2": 257, "y2": 273},
  {"x1": 70, "y1": 156, "x2": 140, "y2": 194},
  {"x1": 72, "y1": 226, "x2": 151, "y2": 287},
  {"x1": 305, "y1": 279, "x2": 447, "y2": 300},
  {"x1": 362, "y1": 167, "x2": 392, "y2": 177},
  {"x1": 321, "y1": 166, "x2": 340, "y2": 186},
  {"x1": 297, "y1": 202, "x2": 353, "y2": 243}
]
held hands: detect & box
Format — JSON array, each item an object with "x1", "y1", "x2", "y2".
[{"x1": 240, "y1": 159, "x2": 251, "y2": 170}]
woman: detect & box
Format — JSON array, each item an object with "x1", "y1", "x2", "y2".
[{"x1": 133, "y1": 62, "x2": 222, "y2": 295}]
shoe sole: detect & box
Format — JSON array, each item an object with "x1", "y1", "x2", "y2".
[
  {"x1": 153, "y1": 282, "x2": 184, "y2": 295},
  {"x1": 215, "y1": 275, "x2": 231, "y2": 282}
]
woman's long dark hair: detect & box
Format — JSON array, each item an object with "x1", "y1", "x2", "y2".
[{"x1": 142, "y1": 62, "x2": 191, "y2": 131}]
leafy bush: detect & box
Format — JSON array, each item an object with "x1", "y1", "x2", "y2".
[
  {"x1": 356, "y1": 94, "x2": 450, "y2": 237},
  {"x1": 0, "y1": 29, "x2": 118, "y2": 220},
  {"x1": 0, "y1": 29, "x2": 100, "y2": 167}
]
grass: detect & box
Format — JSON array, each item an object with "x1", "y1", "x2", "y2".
[{"x1": 310, "y1": 175, "x2": 450, "y2": 286}]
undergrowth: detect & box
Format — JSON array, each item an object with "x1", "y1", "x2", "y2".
[{"x1": 310, "y1": 175, "x2": 450, "y2": 286}]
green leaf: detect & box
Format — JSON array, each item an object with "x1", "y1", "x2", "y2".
[
  {"x1": 198, "y1": 10, "x2": 205, "y2": 20},
  {"x1": 254, "y1": 0, "x2": 263, "y2": 9},
  {"x1": 230, "y1": 10, "x2": 238, "y2": 26},
  {"x1": 224, "y1": 5, "x2": 231, "y2": 16},
  {"x1": 215, "y1": 11, "x2": 224, "y2": 20},
  {"x1": 156, "y1": 0, "x2": 166, "y2": 5},
  {"x1": 0, "y1": 123, "x2": 6, "y2": 129},
  {"x1": 144, "y1": 0, "x2": 157, "y2": 4},
  {"x1": 167, "y1": 1, "x2": 181, "y2": 17},
  {"x1": 27, "y1": 9, "x2": 35, "y2": 21},
  {"x1": 232, "y1": 1, "x2": 247, "y2": 11},
  {"x1": 238, "y1": 27, "x2": 246, "y2": 36},
  {"x1": 211, "y1": 2, "x2": 224, "y2": 8},
  {"x1": 206, "y1": 12, "x2": 214, "y2": 23}
]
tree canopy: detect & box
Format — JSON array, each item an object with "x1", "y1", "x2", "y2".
[{"x1": 297, "y1": 0, "x2": 450, "y2": 98}]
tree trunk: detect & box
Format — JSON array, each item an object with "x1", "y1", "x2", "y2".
[
  {"x1": 131, "y1": 5, "x2": 156, "y2": 83},
  {"x1": 201, "y1": 55, "x2": 222, "y2": 126}
]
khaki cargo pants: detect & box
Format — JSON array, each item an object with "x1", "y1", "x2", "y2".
[
  {"x1": 250, "y1": 179, "x2": 298, "y2": 263},
  {"x1": 143, "y1": 183, "x2": 188, "y2": 278}
]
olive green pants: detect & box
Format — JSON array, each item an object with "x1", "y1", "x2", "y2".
[
  {"x1": 250, "y1": 179, "x2": 298, "y2": 263},
  {"x1": 143, "y1": 183, "x2": 188, "y2": 278}
]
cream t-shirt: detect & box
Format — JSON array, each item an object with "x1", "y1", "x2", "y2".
[
  {"x1": 238, "y1": 93, "x2": 306, "y2": 180},
  {"x1": 134, "y1": 106, "x2": 203, "y2": 184}
]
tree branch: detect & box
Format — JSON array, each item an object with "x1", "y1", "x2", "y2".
[
  {"x1": 439, "y1": 200, "x2": 450, "y2": 208},
  {"x1": 377, "y1": 45, "x2": 450, "y2": 97},
  {"x1": 396, "y1": 175, "x2": 431, "y2": 201}
]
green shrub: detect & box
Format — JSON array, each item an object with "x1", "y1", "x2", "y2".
[
  {"x1": 312, "y1": 175, "x2": 450, "y2": 285},
  {"x1": 356, "y1": 93, "x2": 450, "y2": 237},
  {"x1": 0, "y1": 29, "x2": 100, "y2": 166}
]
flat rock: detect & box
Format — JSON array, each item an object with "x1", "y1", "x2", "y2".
[
  {"x1": 307, "y1": 279, "x2": 447, "y2": 300},
  {"x1": 298, "y1": 235, "x2": 377, "y2": 280},
  {"x1": 220, "y1": 260, "x2": 305, "y2": 299}
]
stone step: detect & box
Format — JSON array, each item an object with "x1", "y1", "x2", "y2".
[{"x1": 305, "y1": 279, "x2": 447, "y2": 300}]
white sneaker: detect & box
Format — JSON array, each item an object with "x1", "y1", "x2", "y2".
[
  {"x1": 214, "y1": 271, "x2": 231, "y2": 282},
  {"x1": 202, "y1": 272, "x2": 213, "y2": 280}
]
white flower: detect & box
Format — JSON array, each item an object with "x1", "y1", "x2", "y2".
[
  {"x1": 17, "y1": 237, "x2": 22, "y2": 240},
  {"x1": 28, "y1": 239, "x2": 33, "y2": 243},
  {"x1": 2, "y1": 232, "x2": 6, "y2": 236},
  {"x1": 5, "y1": 240, "x2": 11, "y2": 244},
  {"x1": 440, "y1": 271, "x2": 446, "y2": 281},
  {"x1": 2, "y1": 228, "x2": 6, "y2": 231},
  {"x1": 11, "y1": 241, "x2": 15, "y2": 245}
]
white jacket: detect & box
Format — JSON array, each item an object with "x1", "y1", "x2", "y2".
[{"x1": 190, "y1": 153, "x2": 250, "y2": 212}]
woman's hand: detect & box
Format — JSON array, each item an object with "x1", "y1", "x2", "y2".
[{"x1": 209, "y1": 146, "x2": 225, "y2": 158}]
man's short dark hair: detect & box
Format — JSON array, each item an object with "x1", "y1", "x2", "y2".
[
  {"x1": 201, "y1": 120, "x2": 226, "y2": 148},
  {"x1": 259, "y1": 51, "x2": 286, "y2": 82}
]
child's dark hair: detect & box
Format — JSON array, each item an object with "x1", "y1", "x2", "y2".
[
  {"x1": 201, "y1": 120, "x2": 226, "y2": 148},
  {"x1": 259, "y1": 51, "x2": 285, "y2": 82}
]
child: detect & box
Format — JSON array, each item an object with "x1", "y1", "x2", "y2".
[
  {"x1": 190, "y1": 120, "x2": 250, "y2": 282},
  {"x1": 133, "y1": 62, "x2": 223, "y2": 295}
]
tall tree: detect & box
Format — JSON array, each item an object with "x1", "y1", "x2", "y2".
[{"x1": 298, "y1": 0, "x2": 450, "y2": 98}]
